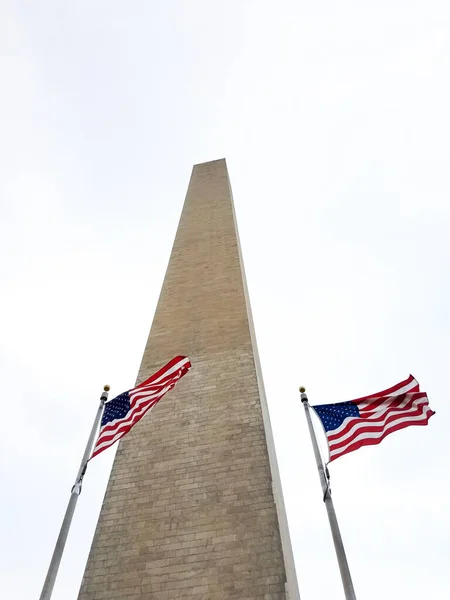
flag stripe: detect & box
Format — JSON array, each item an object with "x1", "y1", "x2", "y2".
[
  {"x1": 97, "y1": 384, "x2": 172, "y2": 435},
  {"x1": 329, "y1": 407, "x2": 435, "y2": 461},
  {"x1": 327, "y1": 393, "x2": 428, "y2": 442},
  {"x1": 94, "y1": 398, "x2": 160, "y2": 446},
  {"x1": 357, "y1": 388, "x2": 421, "y2": 413},
  {"x1": 92, "y1": 401, "x2": 159, "y2": 454},
  {"x1": 328, "y1": 397, "x2": 431, "y2": 450},
  {"x1": 349, "y1": 374, "x2": 419, "y2": 402},
  {"x1": 137, "y1": 356, "x2": 191, "y2": 387},
  {"x1": 91, "y1": 356, "x2": 191, "y2": 459}
]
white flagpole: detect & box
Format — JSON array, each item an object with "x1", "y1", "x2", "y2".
[
  {"x1": 39, "y1": 384, "x2": 110, "y2": 600},
  {"x1": 300, "y1": 387, "x2": 357, "y2": 600}
]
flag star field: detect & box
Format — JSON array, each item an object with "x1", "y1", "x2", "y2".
[
  {"x1": 313, "y1": 402, "x2": 360, "y2": 431},
  {"x1": 101, "y1": 392, "x2": 131, "y2": 424}
]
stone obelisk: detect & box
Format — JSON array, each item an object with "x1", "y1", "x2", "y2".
[{"x1": 78, "y1": 159, "x2": 300, "y2": 599}]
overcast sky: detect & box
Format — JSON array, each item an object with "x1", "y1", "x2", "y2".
[{"x1": 1, "y1": 1, "x2": 449, "y2": 599}]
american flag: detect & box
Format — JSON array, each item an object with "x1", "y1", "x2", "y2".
[
  {"x1": 91, "y1": 356, "x2": 191, "y2": 459},
  {"x1": 313, "y1": 375, "x2": 435, "y2": 462}
]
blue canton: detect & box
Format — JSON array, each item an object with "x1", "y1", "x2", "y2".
[
  {"x1": 313, "y1": 401, "x2": 360, "y2": 432},
  {"x1": 101, "y1": 391, "x2": 131, "y2": 426}
]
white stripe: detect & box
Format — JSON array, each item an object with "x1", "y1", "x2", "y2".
[
  {"x1": 130, "y1": 384, "x2": 169, "y2": 405},
  {"x1": 329, "y1": 393, "x2": 426, "y2": 438},
  {"x1": 357, "y1": 390, "x2": 422, "y2": 411},
  {"x1": 357, "y1": 396, "x2": 405, "y2": 412},
  {"x1": 329, "y1": 396, "x2": 429, "y2": 446},
  {"x1": 96, "y1": 382, "x2": 174, "y2": 445},
  {"x1": 148, "y1": 357, "x2": 190, "y2": 384},
  {"x1": 95, "y1": 399, "x2": 158, "y2": 450},
  {"x1": 366, "y1": 377, "x2": 419, "y2": 399},
  {"x1": 329, "y1": 405, "x2": 432, "y2": 459},
  {"x1": 94, "y1": 429, "x2": 128, "y2": 453},
  {"x1": 355, "y1": 394, "x2": 421, "y2": 425},
  {"x1": 101, "y1": 382, "x2": 175, "y2": 433},
  {"x1": 130, "y1": 382, "x2": 174, "y2": 411},
  {"x1": 97, "y1": 396, "x2": 160, "y2": 445},
  {"x1": 386, "y1": 377, "x2": 419, "y2": 395}
]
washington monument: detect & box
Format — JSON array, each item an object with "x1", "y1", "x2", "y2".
[{"x1": 78, "y1": 159, "x2": 300, "y2": 599}]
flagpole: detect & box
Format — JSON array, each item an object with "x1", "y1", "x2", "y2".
[
  {"x1": 300, "y1": 387, "x2": 357, "y2": 600},
  {"x1": 39, "y1": 385, "x2": 110, "y2": 600}
]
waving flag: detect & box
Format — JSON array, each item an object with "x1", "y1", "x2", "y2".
[
  {"x1": 313, "y1": 375, "x2": 435, "y2": 462},
  {"x1": 91, "y1": 356, "x2": 191, "y2": 459}
]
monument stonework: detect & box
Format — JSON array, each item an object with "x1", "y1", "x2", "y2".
[{"x1": 78, "y1": 159, "x2": 300, "y2": 599}]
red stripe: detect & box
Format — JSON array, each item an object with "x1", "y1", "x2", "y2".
[
  {"x1": 94, "y1": 398, "x2": 159, "y2": 438},
  {"x1": 360, "y1": 392, "x2": 427, "y2": 416},
  {"x1": 329, "y1": 410, "x2": 435, "y2": 462},
  {"x1": 130, "y1": 375, "x2": 187, "y2": 409},
  {"x1": 349, "y1": 374, "x2": 419, "y2": 403},
  {"x1": 327, "y1": 394, "x2": 428, "y2": 443},
  {"x1": 135, "y1": 356, "x2": 191, "y2": 388},
  {"x1": 130, "y1": 384, "x2": 172, "y2": 409},
  {"x1": 328, "y1": 399, "x2": 431, "y2": 451},
  {"x1": 91, "y1": 400, "x2": 159, "y2": 458},
  {"x1": 91, "y1": 399, "x2": 159, "y2": 456}
]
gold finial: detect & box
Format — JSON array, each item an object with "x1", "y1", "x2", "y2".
[
  {"x1": 299, "y1": 386, "x2": 306, "y2": 393},
  {"x1": 104, "y1": 385, "x2": 111, "y2": 392}
]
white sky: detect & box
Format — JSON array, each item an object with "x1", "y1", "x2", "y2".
[{"x1": 1, "y1": 1, "x2": 449, "y2": 599}]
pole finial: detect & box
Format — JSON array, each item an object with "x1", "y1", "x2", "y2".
[
  {"x1": 299, "y1": 386, "x2": 306, "y2": 393},
  {"x1": 103, "y1": 385, "x2": 110, "y2": 392}
]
